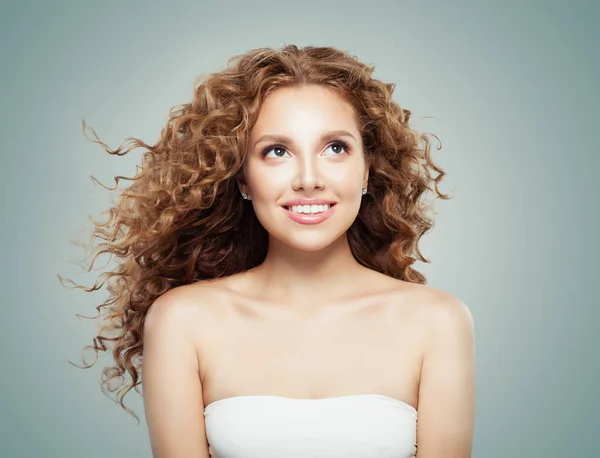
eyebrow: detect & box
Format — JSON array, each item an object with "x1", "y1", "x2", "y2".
[{"x1": 253, "y1": 129, "x2": 357, "y2": 148}]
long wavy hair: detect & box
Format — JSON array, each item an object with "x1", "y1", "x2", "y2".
[{"x1": 60, "y1": 44, "x2": 450, "y2": 422}]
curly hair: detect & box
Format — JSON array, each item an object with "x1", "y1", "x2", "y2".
[{"x1": 60, "y1": 44, "x2": 450, "y2": 423}]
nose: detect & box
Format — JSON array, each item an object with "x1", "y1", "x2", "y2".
[{"x1": 291, "y1": 154, "x2": 325, "y2": 192}]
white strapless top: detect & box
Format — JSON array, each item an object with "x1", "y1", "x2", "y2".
[{"x1": 203, "y1": 394, "x2": 417, "y2": 458}]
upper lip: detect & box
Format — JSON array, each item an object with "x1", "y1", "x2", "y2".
[{"x1": 281, "y1": 198, "x2": 337, "y2": 207}]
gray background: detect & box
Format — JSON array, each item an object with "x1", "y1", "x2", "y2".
[{"x1": 1, "y1": 0, "x2": 598, "y2": 457}]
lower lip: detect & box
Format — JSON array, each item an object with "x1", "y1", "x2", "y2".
[{"x1": 282, "y1": 205, "x2": 336, "y2": 225}]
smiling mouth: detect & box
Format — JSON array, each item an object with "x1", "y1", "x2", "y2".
[{"x1": 282, "y1": 203, "x2": 337, "y2": 214}]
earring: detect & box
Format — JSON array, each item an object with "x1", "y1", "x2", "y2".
[
  {"x1": 241, "y1": 192, "x2": 248, "y2": 200},
  {"x1": 362, "y1": 187, "x2": 367, "y2": 195}
]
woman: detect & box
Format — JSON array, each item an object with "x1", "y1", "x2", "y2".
[{"x1": 68, "y1": 44, "x2": 475, "y2": 457}]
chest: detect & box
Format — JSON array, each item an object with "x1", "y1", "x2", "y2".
[
  {"x1": 200, "y1": 298, "x2": 424, "y2": 403},
  {"x1": 234, "y1": 319, "x2": 395, "y2": 377}
]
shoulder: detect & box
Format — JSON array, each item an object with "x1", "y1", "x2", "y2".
[
  {"x1": 148, "y1": 277, "x2": 235, "y2": 313},
  {"x1": 382, "y1": 280, "x2": 475, "y2": 366},
  {"x1": 144, "y1": 279, "x2": 232, "y2": 344},
  {"x1": 144, "y1": 280, "x2": 234, "y2": 384},
  {"x1": 391, "y1": 281, "x2": 474, "y2": 339},
  {"x1": 406, "y1": 285, "x2": 476, "y2": 454},
  {"x1": 419, "y1": 286, "x2": 474, "y2": 345},
  {"x1": 142, "y1": 283, "x2": 216, "y2": 457}
]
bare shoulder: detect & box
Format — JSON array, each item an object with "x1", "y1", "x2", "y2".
[
  {"x1": 142, "y1": 281, "x2": 229, "y2": 458},
  {"x1": 146, "y1": 278, "x2": 231, "y2": 326},
  {"x1": 144, "y1": 278, "x2": 235, "y2": 370},
  {"x1": 419, "y1": 285, "x2": 474, "y2": 346},
  {"x1": 406, "y1": 283, "x2": 476, "y2": 456},
  {"x1": 386, "y1": 278, "x2": 474, "y2": 335}
]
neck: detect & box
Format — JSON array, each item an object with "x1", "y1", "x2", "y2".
[{"x1": 251, "y1": 234, "x2": 366, "y2": 305}]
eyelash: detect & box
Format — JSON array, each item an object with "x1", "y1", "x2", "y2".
[{"x1": 259, "y1": 140, "x2": 351, "y2": 158}]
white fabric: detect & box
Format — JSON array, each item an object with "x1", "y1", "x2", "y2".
[{"x1": 203, "y1": 394, "x2": 417, "y2": 457}]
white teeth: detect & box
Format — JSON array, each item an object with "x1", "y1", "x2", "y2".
[{"x1": 290, "y1": 204, "x2": 330, "y2": 214}]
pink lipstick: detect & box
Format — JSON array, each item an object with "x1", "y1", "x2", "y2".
[{"x1": 281, "y1": 203, "x2": 336, "y2": 225}]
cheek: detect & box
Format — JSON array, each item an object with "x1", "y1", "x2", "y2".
[
  {"x1": 244, "y1": 162, "x2": 275, "y2": 194},
  {"x1": 328, "y1": 168, "x2": 364, "y2": 192},
  {"x1": 248, "y1": 171, "x2": 290, "y2": 200}
]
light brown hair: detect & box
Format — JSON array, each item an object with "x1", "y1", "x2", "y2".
[{"x1": 60, "y1": 44, "x2": 449, "y2": 422}]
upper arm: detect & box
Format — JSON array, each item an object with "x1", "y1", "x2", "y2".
[
  {"x1": 142, "y1": 292, "x2": 210, "y2": 458},
  {"x1": 416, "y1": 296, "x2": 476, "y2": 458}
]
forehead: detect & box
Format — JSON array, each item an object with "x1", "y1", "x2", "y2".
[{"x1": 251, "y1": 84, "x2": 359, "y2": 137}]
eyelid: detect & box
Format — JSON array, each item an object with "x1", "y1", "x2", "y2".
[
  {"x1": 260, "y1": 143, "x2": 292, "y2": 158},
  {"x1": 260, "y1": 140, "x2": 351, "y2": 158},
  {"x1": 323, "y1": 140, "x2": 351, "y2": 155}
]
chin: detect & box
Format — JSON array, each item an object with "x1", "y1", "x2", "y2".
[
  {"x1": 287, "y1": 239, "x2": 335, "y2": 252},
  {"x1": 275, "y1": 230, "x2": 347, "y2": 252}
]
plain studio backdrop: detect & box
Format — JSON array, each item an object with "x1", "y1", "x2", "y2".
[{"x1": 1, "y1": 0, "x2": 598, "y2": 457}]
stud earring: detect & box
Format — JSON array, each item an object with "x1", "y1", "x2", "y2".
[
  {"x1": 241, "y1": 192, "x2": 248, "y2": 200},
  {"x1": 362, "y1": 188, "x2": 367, "y2": 195}
]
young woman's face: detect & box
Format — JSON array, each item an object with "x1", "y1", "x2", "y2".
[{"x1": 239, "y1": 84, "x2": 369, "y2": 252}]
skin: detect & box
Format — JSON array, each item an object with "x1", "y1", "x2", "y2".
[{"x1": 142, "y1": 84, "x2": 476, "y2": 457}]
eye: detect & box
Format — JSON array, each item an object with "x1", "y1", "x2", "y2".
[
  {"x1": 261, "y1": 145, "x2": 291, "y2": 158},
  {"x1": 323, "y1": 141, "x2": 350, "y2": 156},
  {"x1": 259, "y1": 140, "x2": 351, "y2": 158}
]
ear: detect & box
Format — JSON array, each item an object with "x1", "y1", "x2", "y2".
[
  {"x1": 362, "y1": 149, "x2": 371, "y2": 185},
  {"x1": 236, "y1": 172, "x2": 249, "y2": 197}
]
